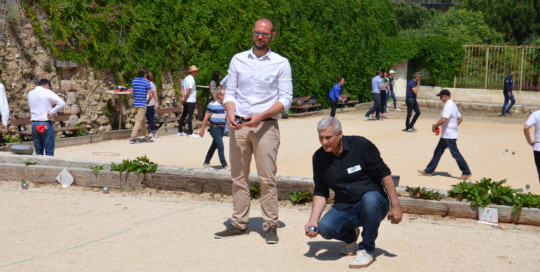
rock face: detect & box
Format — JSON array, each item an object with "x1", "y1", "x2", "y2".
[{"x1": 0, "y1": 2, "x2": 181, "y2": 135}]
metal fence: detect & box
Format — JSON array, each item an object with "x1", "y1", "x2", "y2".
[{"x1": 455, "y1": 45, "x2": 540, "y2": 92}]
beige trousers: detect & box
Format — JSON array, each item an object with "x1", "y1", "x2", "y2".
[
  {"x1": 130, "y1": 107, "x2": 148, "y2": 140},
  {"x1": 229, "y1": 120, "x2": 280, "y2": 231}
]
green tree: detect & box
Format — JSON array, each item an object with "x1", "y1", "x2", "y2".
[
  {"x1": 392, "y1": 2, "x2": 439, "y2": 30},
  {"x1": 456, "y1": 0, "x2": 540, "y2": 44}
]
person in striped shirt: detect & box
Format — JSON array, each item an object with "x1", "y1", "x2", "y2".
[
  {"x1": 129, "y1": 67, "x2": 152, "y2": 144},
  {"x1": 199, "y1": 85, "x2": 229, "y2": 170}
]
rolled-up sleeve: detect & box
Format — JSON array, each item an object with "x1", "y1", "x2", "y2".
[
  {"x1": 223, "y1": 57, "x2": 238, "y2": 106},
  {"x1": 277, "y1": 59, "x2": 293, "y2": 110},
  {"x1": 49, "y1": 92, "x2": 65, "y2": 115}
]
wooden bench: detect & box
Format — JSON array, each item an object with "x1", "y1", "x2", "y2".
[
  {"x1": 336, "y1": 94, "x2": 358, "y2": 108},
  {"x1": 291, "y1": 96, "x2": 321, "y2": 112},
  {"x1": 152, "y1": 107, "x2": 183, "y2": 130},
  {"x1": 11, "y1": 115, "x2": 86, "y2": 141}
]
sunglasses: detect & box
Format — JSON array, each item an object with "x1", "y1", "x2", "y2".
[{"x1": 252, "y1": 30, "x2": 272, "y2": 38}]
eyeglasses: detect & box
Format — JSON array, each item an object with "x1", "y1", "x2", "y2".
[{"x1": 252, "y1": 30, "x2": 272, "y2": 38}]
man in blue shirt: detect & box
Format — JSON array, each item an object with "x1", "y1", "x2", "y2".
[
  {"x1": 328, "y1": 77, "x2": 345, "y2": 117},
  {"x1": 129, "y1": 67, "x2": 152, "y2": 144},
  {"x1": 403, "y1": 72, "x2": 421, "y2": 132},
  {"x1": 501, "y1": 70, "x2": 515, "y2": 117},
  {"x1": 199, "y1": 86, "x2": 229, "y2": 170},
  {"x1": 364, "y1": 71, "x2": 385, "y2": 120}
]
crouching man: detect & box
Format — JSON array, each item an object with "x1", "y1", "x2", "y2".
[{"x1": 305, "y1": 116, "x2": 402, "y2": 269}]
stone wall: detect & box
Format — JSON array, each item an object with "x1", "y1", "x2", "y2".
[{"x1": 0, "y1": 2, "x2": 181, "y2": 135}]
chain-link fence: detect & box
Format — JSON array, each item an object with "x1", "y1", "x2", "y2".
[{"x1": 455, "y1": 45, "x2": 540, "y2": 91}]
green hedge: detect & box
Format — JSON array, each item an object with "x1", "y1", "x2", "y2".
[{"x1": 26, "y1": 0, "x2": 461, "y2": 107}]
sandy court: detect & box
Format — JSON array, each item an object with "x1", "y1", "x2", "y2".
[
  {"x1": 1, "y1": 181, "x2": 539, "y2": 271},
  {"x1": 55, "y1": 107, "x2": 540, "y2": 193}
]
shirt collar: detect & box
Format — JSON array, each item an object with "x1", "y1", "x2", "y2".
[{"x1": 248, "y1": 47, "x2": 273, "y2": 60}]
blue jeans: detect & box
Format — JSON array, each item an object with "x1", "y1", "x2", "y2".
[
  {"x1": 424, "y1": 138, "x2": 471, "y2": 175},
  {"x1": 389, "y1": 90, "x2": 397, "y2": 109},
  {"x1": 405, "y1": 97, "x2": 420, "y2": 129},
  {"x1": 501, "y1": 92, "x2": 515, "y2": 115},
  {"x1": 32, "y1": 121, "x2": 55, "y2": 156},
  {"x1": 146, "y1": 106, "x2": 157, "y2": 132},
  {"x1": 317, "y1": 191, "x2": 389, "y2": 254},
  {"x1": 365, "y1": 93, "x2": 381, "y2": 119},
  {"x1": 204, "y1": 126, "x2": 227, "y2": 167}
]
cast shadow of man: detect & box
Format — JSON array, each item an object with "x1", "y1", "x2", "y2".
[
  {"x1": 432, "y1": 171, "x2": 453, "y2": 178},
  {"x1": 304, "y1": 241, "x2": 396, "y2": 261},
  {"x1": 220, "y1": 218, "x2": 286, "y2": 238}
]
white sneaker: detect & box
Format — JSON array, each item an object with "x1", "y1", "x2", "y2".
[
  {"x1": 340, "y1": 228, "x2": 360, "y2": 256},
  {"x1": 177, "y1": 132, "x2": 187, "y2": 136},
  {"x1": 395, "y1": 108, "x2": 401, "y2": 111},
  {"x1": 385, "y1": 109, "x2": 390, "y2": 113},
  {"x1": 349, "y1": 250, "x2": 374, "y2": 268},
  {"x1": 222, "y1": 166, "x2": 231, "y2": 171},
  {"x1": 189, "y1": 133, "x2": 201, "y2": 138},
  {"x1": 203, "y1": 163, "x2": 212, "y2": 168}
]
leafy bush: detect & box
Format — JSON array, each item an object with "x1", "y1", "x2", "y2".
[
  {"x1": 406, "y1": 186, "x2": 444, "y2": 201},
  {"x1": 288, "y1": 190, "x2": 313, "y2": 205},
  {"x1": 4, "y1": 134, "x2": 22, "y2": 143},
  {"x1": 110, "y1": 155, "x2": 158, "y2": 175}
]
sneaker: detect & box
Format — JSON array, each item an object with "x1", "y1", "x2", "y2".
[
  {"x1": 395, "y1": 108, "x2": 401, "y2": 111},
  {"x1": 349, "y1": 250, "x2": 374, "y2": 268},
  {"x1": 418, "y1": 170, "x2": 432, "y2": 176},
  {"x1": 406, "y1": 128, "x2": 415, "y2": 132},
  {"x1": 189, "y1": 133, "x2": 201, "y2": 138},
  {"x1": 265, "y1": 227, "x2": 279, "y2": 244},
  {"x1": 148, "y1": 134, "x2": 155, "y2": 140},
  {"x1": 138, "y1": 138, "x2": 148, "y2": 143},
  {"x1": 177, "y1": 132, "x2": 187, "y2": 136},
  {"x1": 222, "y1": 165, "x2": 231, "y2": 171},
  {"x1": 214, "y1": 224, "x2": 248, "y2": 239},
  {"x1": 385, "y1": 109, "x2": 390, "y2": 113},
  {"x1": 340, "y1": 228, "x2": 360, "y2": 256},
  {"x1": 402, "y1": 128, "x2": 408, "y2": 132},
  {"x1": 203, "y1": 163, "x2": 212, "y2": 168},
  {"x1": 129, "y1": 139, "x2": 138, "y2": 144},
  {"x1": 364, "y1": 115, "x2": 369, "y2": 121},
  {"x1": 411, "y1": 127, "x2": 417, "y2": 132}
]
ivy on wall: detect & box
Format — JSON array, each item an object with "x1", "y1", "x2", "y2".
[{"x1": 24, "y1": 0, "x2": 463, "y2": 106}]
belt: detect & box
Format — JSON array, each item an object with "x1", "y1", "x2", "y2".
[
  {"x1": 32, "y1": 120, "x2": 52, "y2": 123},
  {"x1": 235, "y1": 116, "x2": 274, "y2": 122},
  {"x1": 210, "y1": 124, "x2": 225, "y2": 128}
]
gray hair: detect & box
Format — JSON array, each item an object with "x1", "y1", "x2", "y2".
[
  {"x1": 413, "y1": 72, "x2": 421, "y2": 78},
  {"x1": 317, "y1": 116, "x2": 342, "y2": 135}
]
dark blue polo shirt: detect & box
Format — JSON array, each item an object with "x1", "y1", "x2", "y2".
[
  {"x1": 504, "y1": 75, "x2": 513, "y2": 92},
  {"x1": 312, "y1": 136, "x2": 390, "y2": 210},
  {"x1": 406, "y1": 79, "x2": 417, "y2": 99}
]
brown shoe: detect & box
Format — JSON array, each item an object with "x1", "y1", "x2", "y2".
[
  {"x1": 418, "y1": 170, "x2": 432, "y2": 176},
  {"x1": 458, "y1": 174, "x2": 472, "y2": 180}
]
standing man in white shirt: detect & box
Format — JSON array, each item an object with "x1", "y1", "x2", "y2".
[
  {"x1": 178, "y1": 65, "x2": 200, "y2": 138},
  {"x1": 0, "y1": 70, "x2": 9, "y2": 146},
  {"x1": 214, "y1": 18, "x2": 293, "y2": 244},
  {"x1": 27, "y1": 79, "x2": 65, "y2": 156},
  {"x1": 418, "y1": 89, "x2": 471, "y2": 180},
  {"x1": 524, "y1": 109, "x2": 540, "y2": 183}
]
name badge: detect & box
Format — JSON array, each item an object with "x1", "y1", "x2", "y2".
[{"x1": 347, "y1": 165, "x2": 361, "y2": 174}]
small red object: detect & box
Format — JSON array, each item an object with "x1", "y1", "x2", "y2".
[
  {"x1": 37, "y1": 125, "x2": 46, "y2": 133},
  {"x1": 435, "y1": 127, "x2": 440, "y2": 136}
]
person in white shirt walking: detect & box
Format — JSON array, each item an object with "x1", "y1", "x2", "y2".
[
  {"x1": 418, "y1": 89, "x2": 471, "y2": 180},
  {"x1": 0, "y1": 70, "x2": 9, "y2": 146},
  {"x1": 27, "y1": 79, "x2": 65, "y2": 155},
  {"x1": 178, "y1": 65, "x2": 200, "y2": 138},
  {"x1": 214, "y1": 18, "x2": 293, "y2": 244},
  {"x1": 524, "y1": 109, "x2": 540, "y2": 183}
]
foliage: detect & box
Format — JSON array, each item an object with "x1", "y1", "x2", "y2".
[
  {"x1": 288, "y1": 190, "x2": 313, "y2": 204},
  {"x1": 406, "y1": 186, "x2": 444, "y2": 201},
  {"x1": 4, "y1": 134, "x2": 22, "y2": 143},
  {"x1": 24, "y1": 161, "x2": 37, "y2": 166},
  {"x1": 392, "y1": 3, "x2": 439, "y2": 31},
  {"x1": 6, "y1": 0, "x2": 21, "y2": 25},
  {"x1": 249, "y1": 184, "x2": 260, "y2": 200},
  {"x1": 422, "y1": 9, "x2": 505, "y2": 45},
  {"x1": 92, "y1": 165, "x2": 103, "y2": 176},
  {"x1": 456, "y1": 0, "x2": 540, "y2": 45},
  {"x1": 110, "y1": 155, "x2": 158, "y2": 175},
  {"x1": 44, "y1": 60, "x2": 53, "y2": 73},
  {"x1": 447, "y1": 178, "x2": 539, "y2": 212},
  {"x1": 74, "y1": 123, "x2": 86, "y2": 136}
]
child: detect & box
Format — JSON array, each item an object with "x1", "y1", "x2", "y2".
[{"x1": 199, "y1": 86, "x2": 229, "y2": 170}]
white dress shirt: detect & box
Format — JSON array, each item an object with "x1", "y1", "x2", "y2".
[
  {"x1": 224, "y1": 48, "x2": 293, "y2": 118},
  {"x1": 0, "y1": 82, "x2": 9, "y2": 126},
  {"x1": 440, "y1": 99, "x2": 461, "y2": 139},
  {"x1": 27, "y1": 86, "x2": 66, "y2": 121}
]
